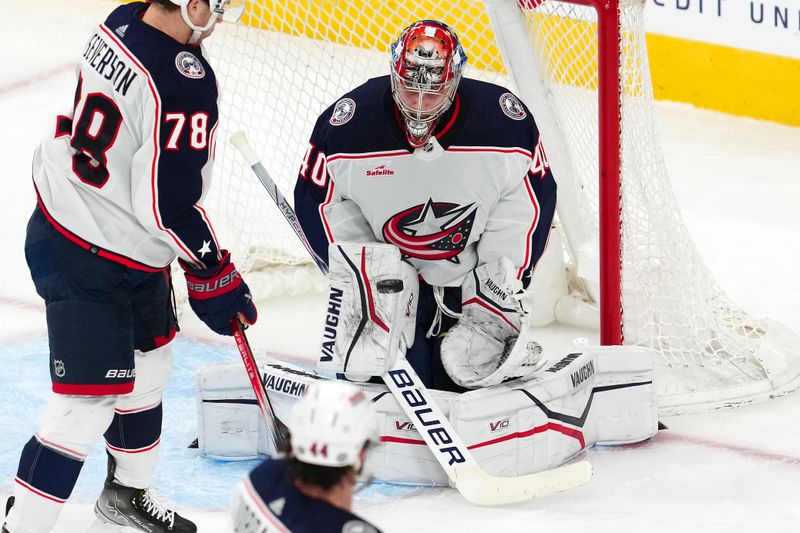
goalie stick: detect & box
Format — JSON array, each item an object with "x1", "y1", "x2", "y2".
[
  {"x1": 230, "y1": 317, "x2": 290, "y2": 453},
  {"x1": 229, "y1": 131, "x2": 592, "y2": 505}
]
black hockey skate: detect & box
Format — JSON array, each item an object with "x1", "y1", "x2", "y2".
[
  {"x1": 91, "y1": 453, "x2": 196, "y2": 533},
  {"x1": 1, "y1": 496, "x2": 13, "y2": 533}
]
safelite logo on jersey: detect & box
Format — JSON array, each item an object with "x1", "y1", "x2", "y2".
[{"x1": 366, "y1": 165, "x2": 395, "y2": 177}]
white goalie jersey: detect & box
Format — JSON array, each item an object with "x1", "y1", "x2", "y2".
[{"x1": 294, "y1": 76, "x2": 556, "y2": 289}]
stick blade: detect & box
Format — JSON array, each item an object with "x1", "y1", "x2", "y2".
[{"x1": 455, "y1": 460, "x2": 592, "y2": 506}]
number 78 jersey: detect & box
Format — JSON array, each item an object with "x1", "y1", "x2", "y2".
[{"x1": 32, "y1": 2, "x2": 222, "y2": 271}]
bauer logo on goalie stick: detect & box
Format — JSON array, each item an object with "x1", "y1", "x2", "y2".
[
  {"x1": 388, "y1": 368, "x2": 466, "y2": 466},
  {"x1": 330, "y1": 98, "x2": 356, "y2": 126},
  {"x1": 499, "y1": 92, "x2": 526, "y2": 120},
  {"x1": 175, "y1": 51, "x2": 205, "y2": 79}
]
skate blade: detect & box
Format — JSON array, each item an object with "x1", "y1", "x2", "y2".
[{"x1": 87, "y1": 509, "x2": 138, "y2": 533}]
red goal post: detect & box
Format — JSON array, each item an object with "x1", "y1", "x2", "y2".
[{"x1": 197, "y1": 0, "x2": 800, "y2": 413}]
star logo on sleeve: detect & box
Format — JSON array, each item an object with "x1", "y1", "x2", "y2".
[{"x1": 197, "y1": 240, "x2": 212, "y2": 258}]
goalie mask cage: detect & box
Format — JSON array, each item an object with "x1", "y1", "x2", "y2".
[{"x1": 200, "y1": 0, "x2": 800, "y2": 414}]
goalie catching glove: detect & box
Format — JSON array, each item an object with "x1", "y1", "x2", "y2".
[
  {"x1": 318, "y1": 242, "x2": 418, "y2": 380},
  {"x1": 182, "y1": 250, "x2": 257, "y2": 336},
  {"x1": 441, "y1": 257, "x2": 542, "y2": 388}
]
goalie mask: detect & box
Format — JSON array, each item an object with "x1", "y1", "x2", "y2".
[
  {"x1": 390, "y1": 20, "x2": 467, "y2": 148},
  {"x1": 290, "y1": 381, "x2": 379, "y2": 470},
  {"x1": 169, "y1": 0, "x2": 245, "y2": 44}
]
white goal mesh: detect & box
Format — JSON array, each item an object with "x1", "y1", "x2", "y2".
[{"x1": 198, "y1": 0, "x2": 800, "y2": 413}]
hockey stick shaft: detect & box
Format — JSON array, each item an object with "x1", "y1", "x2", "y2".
[
  {"x1": 229, "y1": 131, "x2": 591, "y2": 504},
  {"x1": 229, "y1": 132, "x2": 328, "y2": 275},
  {"x1": 230, "y1": 317, "x2": 290, "y2": 453}
]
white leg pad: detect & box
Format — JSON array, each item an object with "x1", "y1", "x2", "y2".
[{"x1": 195, "y1": 345, "x2": 657, "y2": 484}]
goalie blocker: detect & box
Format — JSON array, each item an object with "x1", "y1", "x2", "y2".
[{"x1": 197, "y1": 345, "x2": 657, "y2": 485}]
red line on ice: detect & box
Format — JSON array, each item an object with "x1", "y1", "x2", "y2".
[{"x1": 0, "y1": 63, "x2": 75, "y2": 95}]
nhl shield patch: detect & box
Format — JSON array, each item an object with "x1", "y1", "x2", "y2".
[
  {"x1": 175, "y1": 51, "x2": 205, "y2": 79},
  {"x1": 329, "y1": 98, "x2": 356, "y2": 126},
  {"x1": 499, "y1": 92, "x2": 527, "y2": 120}
]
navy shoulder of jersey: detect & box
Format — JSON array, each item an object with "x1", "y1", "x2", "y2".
[
  {"x1": 103, "y1": 2, "x2": 218, "y2": 98},
  {"x1": 310, "y1": 75, "x2": 404, "y2": 155},
  {"x1": 441, "y1": 77, "x2": 539, "y2": 151},
  {"x1": 248, "y1": 457, "x2": 382, "y2": 533}
]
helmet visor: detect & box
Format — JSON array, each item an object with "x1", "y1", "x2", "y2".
[{"x1": 391, "y1": 69, "x2": 459, "y2": 125}]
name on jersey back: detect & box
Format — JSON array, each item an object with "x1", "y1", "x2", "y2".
[{"x1": 83, "y1": 32, "x2": 138, "y2": 97}]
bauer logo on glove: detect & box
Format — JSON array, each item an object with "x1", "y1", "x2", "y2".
[{"x1": 182, "y1": 250, "x2": 257, "y2": 336}]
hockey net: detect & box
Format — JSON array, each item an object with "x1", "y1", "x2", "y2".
[{"x1": 198, "y1": 0, "x2": 800, "y2": 413}]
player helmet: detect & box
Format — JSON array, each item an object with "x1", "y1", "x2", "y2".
[
  {"x1": 390, "y1": 20, "x2": 467, "y2": 148},
  {"x1": 169, "y1": 0, "x2": 245, "y2": 44},
  {"x1": 290, "y1": 381, "x2": 379, "y2": 469}
]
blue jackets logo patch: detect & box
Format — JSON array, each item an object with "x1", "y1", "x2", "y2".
[
  {"x1": 175, "y1": 51, "x2": 205, "y2": 79},
  {"x1": 382, "y1": 198, "x2": 477, "y2": 263},
  {"x1": 499, "y1": 92, "x2": 526, "y2": 120},
  {"x1": 330, "y1": 98, "x2": 356, "y2": 126}
]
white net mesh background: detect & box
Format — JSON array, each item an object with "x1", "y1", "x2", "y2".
[{"x1": 197, "y1": 0, "x2": 800, "y2": 411}]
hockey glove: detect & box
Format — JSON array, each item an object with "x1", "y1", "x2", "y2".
[
  {"x1": 441, "y1": 257, "x2": 528, "y2": 388},
  {"x1": 182, "y1": 251, "x2": 257, "y2": 336}
]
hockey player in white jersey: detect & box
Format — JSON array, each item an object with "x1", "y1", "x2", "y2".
[
  {"x1": 294, "y1": 20, "x2": 556, "y2": 391},
  {"x1": 3, "y1": 1, "x2": 253, "y2": 532},
  {"x1": 231, "y1": 381, "x2": 382, "y2": 533}
]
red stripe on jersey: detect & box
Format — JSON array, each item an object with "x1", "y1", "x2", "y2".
[
  {"x1": 518, "y1": 173, "x2": 541, "y2": 279},
  {"x1": 446, "y1": 146, "x2": 533, "y2": 158},
  {"x1": 34, "y1": 187, "x2": 166, "y2": 272},
  {"x1": 193, "y1": 204, "x2": 221, "y2": 263},
  {"x1": 327, "y1": 150, "x2": 410, "y2": 162},
  {"x1": 320, "y1": 179, "x2": 336, "y2": 244}
]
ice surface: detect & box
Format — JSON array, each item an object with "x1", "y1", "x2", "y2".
[{"x1": 1, "y1": 1, "x2": 798, "y2": 532}]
